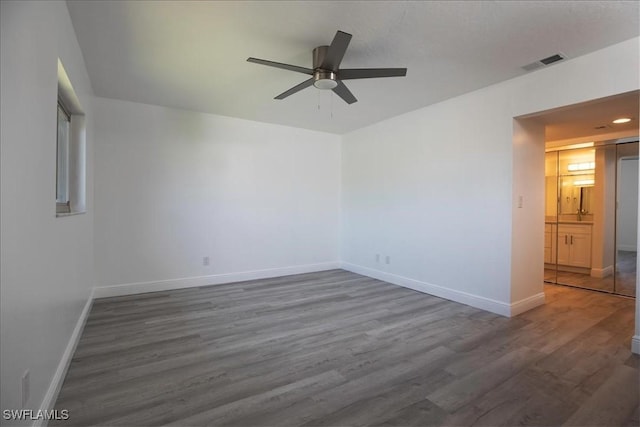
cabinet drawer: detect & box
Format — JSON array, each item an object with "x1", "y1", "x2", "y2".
[{"x1": 558, "y1": 224, "x2": 591, "y2": 235}]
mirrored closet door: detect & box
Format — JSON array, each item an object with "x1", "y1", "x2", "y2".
[
  {"x1": 544, "y1": 140, "x2": 638, "y2": 298},
  {"x1": 615, "y1": 142, "x2": 639, "y2": 296}
]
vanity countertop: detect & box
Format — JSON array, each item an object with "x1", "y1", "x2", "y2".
[{"x1": 546, "y1": 220, "x2": 593, "y2": 225}]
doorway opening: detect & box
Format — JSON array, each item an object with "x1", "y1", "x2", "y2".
[{"x1": 514, "y1": 90, "x2": 639, "y2": 300}]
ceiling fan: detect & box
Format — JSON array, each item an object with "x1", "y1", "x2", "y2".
[{"x1": 247, "y1": 30, "x2": 407, "y2": 105}]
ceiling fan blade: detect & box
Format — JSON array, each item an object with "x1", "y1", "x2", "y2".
[
  {"x1": 332, "y1": 81, "x2": 357, "y2": 104},
  {"x1": 321, "y1": 31, "x2": 352, "y2": 71},
  {"x1": 339, "y1": 68, "x2": 407, "y2": 80},
  {"x1": 247, "y1": 57, "x2": 313, "y2": 75},
  {"x1": 274, "y1": 78, "x2": 315, "y2": 100}
]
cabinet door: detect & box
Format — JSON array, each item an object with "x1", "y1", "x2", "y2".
[
  {"x1": 569, "y1": 232, "x2": 592, "y2": 268},
  {"x1": 557, "y1": 233, "x2": 571, "y2": 265},
  {"x1": 544, "y1": 227, "x2": 552, "y2": 263}
]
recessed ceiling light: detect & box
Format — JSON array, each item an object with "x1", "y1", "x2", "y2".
[{"x1": 612, "y1": 117, "x2": 632, "y2": 124}]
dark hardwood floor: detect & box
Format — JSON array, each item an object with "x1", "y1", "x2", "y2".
[{"x1": 53, "y1": 270, "x2": 639, "y2": 426}]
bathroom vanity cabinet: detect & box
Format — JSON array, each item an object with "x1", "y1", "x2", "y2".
[
  {"x1": 545, "y1": 222, "x2": 592, "y2": 269},
  {"x1": 556, "y1": 223, "x2": 592, "y2": 268}
]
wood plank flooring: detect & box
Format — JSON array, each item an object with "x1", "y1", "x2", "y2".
[{"x1": 53, "y1": 270, "x2": 639, "y2": 426}]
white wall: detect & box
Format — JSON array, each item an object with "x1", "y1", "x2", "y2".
[
  {"x1": 341, "y1": 85, "x2": 515, "y2": 314},
  {"x1": 93, "y1": 98, "x2": 341, "y2": 293},
  {"x1": 341, "y1": 37, "x2": 639, "y2": 316},
  {"x1": 1, "y1": 0, "x2": 94, "y2": 421},
  {"x1": 618, "y1": 158, "x2": 639, "y2": 251}
]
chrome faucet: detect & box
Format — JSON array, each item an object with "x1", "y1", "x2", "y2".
[{"x1": 577, "y1": 208, "x2": 587, "y2": 221}]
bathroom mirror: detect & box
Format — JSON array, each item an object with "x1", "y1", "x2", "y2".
[{"x1": 559, "y1": 174, "x2": 594, "y2": 217}]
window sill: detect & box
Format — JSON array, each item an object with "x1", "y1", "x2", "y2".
[{"x1": 56, "y1": 211, "x2": 86, "y2": 218}]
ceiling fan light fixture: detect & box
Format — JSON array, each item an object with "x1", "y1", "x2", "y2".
[{"x1": 313, "y1": 70, "x2": 338, "y2": 89}]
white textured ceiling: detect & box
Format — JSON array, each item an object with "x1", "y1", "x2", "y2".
[{"x1": 66, "y1": 1, "x2": 639, "y2": 135}]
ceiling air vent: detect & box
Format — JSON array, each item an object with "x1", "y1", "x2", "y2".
[{"x1": 522, "y1": 53, "x2": 567, "y2": 72}]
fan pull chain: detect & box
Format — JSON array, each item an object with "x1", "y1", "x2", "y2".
[{"x1": 330, "y1": 91, "x2": 334, "y2": 119}]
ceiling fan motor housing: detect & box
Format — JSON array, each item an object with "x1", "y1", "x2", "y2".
[{"x1": 312, "y1": 46, "x2": 330, "y2": 69}]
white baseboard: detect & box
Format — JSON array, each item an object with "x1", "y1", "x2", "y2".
[
  {"x1": 341, "y1": 262, "x2": 545, "y2": 317},
  {"x1": 632, "y1": 335, "x2": 640, "y2": 355},
  {"x1": 93, "y1": 262, "x2": 342, "y2": 298},
  {"x1": 341, "y1": 262, "x2": 514, "y2": 316},
  {"x1": 510, "y1": 292, "x2": 546, "y2": 316},
  {"x1": 590, "y1": 265, "x2": 614, "y2": 278},
  {"x1": 34, "y1": 289, "x2": 94, "y2": 427}
]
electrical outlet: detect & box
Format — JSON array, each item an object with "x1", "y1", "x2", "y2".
[
  {"x1": 202, "y1": 256, "x2": 210, "y2": 266},
  {"x1": 385, "y1": 255, "x2": 391, "y2": 265},
  {"x1": 21, "y1": 370, "x2": 30, "y2": 408},
  {"x1": 375, "y1": 254, "x2": 380, "y2": 263}
]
